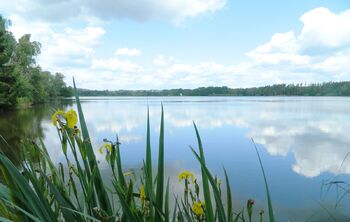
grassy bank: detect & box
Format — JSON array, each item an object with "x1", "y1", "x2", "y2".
[{"x1": 0, "y1": 82, "x2": 275, "y2": 222}]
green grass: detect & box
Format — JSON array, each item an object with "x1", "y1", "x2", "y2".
[{"x1": 0, "y1": 82, "x2": 275, "y2": 222}]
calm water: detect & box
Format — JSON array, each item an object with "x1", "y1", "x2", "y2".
[{"x1": 1, "y1": 96, "x2": 350, "y2": 221}]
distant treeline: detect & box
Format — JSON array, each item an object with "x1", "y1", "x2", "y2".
[
  {"x1": 78, "y1": 81, "x2": 350, "y2": 97},
  {"x1": 0, "y1": 16, "x2": 72, "y2": 110}
]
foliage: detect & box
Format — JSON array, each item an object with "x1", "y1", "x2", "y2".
[
  {"x1": 0, "y1": 15, "x2": 72, "y2": 110},
  {"x1": 0, "y1": 83, "x2": 276, "y2": 222},
  {"x1": 77, "y1": 81, "x2": 350, "y2": 97}
]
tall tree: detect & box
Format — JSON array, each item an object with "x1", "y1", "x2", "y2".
[
  {"x1": 0, "y1": 15, "x2": 72, "y2": 110},
  {"x1": 0, "y1": 16, "x2": 17, "y2": 108}
]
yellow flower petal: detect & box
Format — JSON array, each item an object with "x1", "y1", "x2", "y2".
[
  {"x1": 192, "y1": 201, "x2": 205, "y2": 216},
  {"x1": 65, "y1": 109, "x2": 78, "y2": 128},
  {"x1": 140, "y1": 185, "x2": 146, "y2": 203},
  {"x1": 98, "y1": 143, "x2": 113, "y2": 154},
  {"x1": 98, "y1": 146, "x2": 104, "y2": 154},
  {"x1": 105, "y1": 143, "x2": 112, "y2": 152},
  {"x1": 178, "y1": 170, "x2": 195, "y2": 183},
  {"x1": 52, "y1": 110, "x2": 65, "y2": 126}
]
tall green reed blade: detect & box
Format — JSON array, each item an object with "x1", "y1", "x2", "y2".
[
  {"x1": 191, "y1": 147, "x2": 227, "y2": 222},
  {"x1": 0, "y1": 216, "x2": 13, "y2": 222},
  {"x1": 115, "y1": 138, "x2": 126, "y2": 188},
  {"x1": 145, "y1": 107, "x2": 153, "y2": 192},
  {"x1": 224, "y1": 168, "x2": 233, "y2": 222},
  {"x1": 61, "y1": 207, "x2": 102, "y2": 222},
  {"x1": 233, "y1": 212, "x2": 242, "y2": 222},
  {"x1": 172, "y1": 199, "x2": 177, "y2": 222},
  {"x1": 193, "y1": 122, "x2": 214, "y2": 222},
  {"x1": 73, "y1": 78, "x2": 112, "y2": 215},
  {"x1": 145, "y1": 107, "x2": 154, "y2": 220},
  {"x1": 252, "y1": 139, "x2": 275, "y2": 222},
  {"x1": 0, "y1": 155, "x2": 56, "y2": 222},
  {"x1": 43, "y1": 174, "x2": 81, "y2": 222},
  {"x1": 155, "y1": 104, "x2": 165, "y2": 222},
  {"x1": 164, "y1": 178, "x2": 170, "y2": 221},
  {"x1": 114, "y1": 183, "x2": 141, "y2": 222},
  {"x1": 0, "y1": 197, "x2": 42, "y2": 222}
]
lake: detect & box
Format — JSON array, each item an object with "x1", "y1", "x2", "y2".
[{"x1": 1, "y1": 96, "x2": 350, "y2": 221}]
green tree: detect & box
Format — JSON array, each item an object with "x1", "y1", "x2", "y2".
[
  {"x1": 0, "y1": 16, "x2": 17, "y2": 108},
  {"x1": 0, "y1": 15, "x2": 71, "y2": 110}
]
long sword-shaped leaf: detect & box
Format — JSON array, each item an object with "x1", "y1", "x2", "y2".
[
  {"x1": 193, "y1": 122, "x2": 214, "y2": 222},
  {"x1": 252, "y1": 139, "x2": 275, "y2": 222},
  {"x1": 0, "y1": 197, "x2": 42, "y2": 222},
  {"x1": 145, "y1": 107, "x2": 153, "y2": 194},
  {"x1": 172, "y1": 200, "x2": 178, "y2": 222},
  {"x1": 224, "y1": 168, "x2": 233, "y2": 222},
  {"x1": 0, "y1": 217, "x2": 13, "y2": 222},
  {"x1": 73, "y1": 78, "x2": 112, "y2": 214},
  {"x1": 191, "y1": 147, "x2": 227, "y2": 222},
  {"x1": 114, "y1": 183, "x2": 141, "y2": 222},
  {"x1": 145, "y1": 107, "x2": 154, "y2": 221},
  {"x1": 164, "y1": 178, "x2": 170, "y2": 221},
  {"x1": 155, "y1": 105, "x2": 165, "y2": 222},
  {"x1": 43, "y1": 174, "x2": 81, "y2": 222},
  {"x1": 0, "y1": 155, "x2": 56, "y2": 221},
  {"x1": 115, "y1": 140, "x2": 126, "y2": 188},
  {"x1": 61, "y1": 207, "x2": 102, "y2": 222}
]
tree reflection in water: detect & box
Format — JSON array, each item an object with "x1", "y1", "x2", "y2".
[{"x1": 0, "y1": 99, "x2": 72, "y2": 165}]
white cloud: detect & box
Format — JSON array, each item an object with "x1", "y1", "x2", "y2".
[
  {"x1": 246, "y1": 31, "x2": 311, "y2": 65},
  {"x1": 8, "y1": 15, "x2": 106, "y2": 71},
  {"x1": 299, "y1": 7, "x2": 350, "y2": 52},
  {"x1": 3, "y1": 6, "x2": 350, "y2": 89},
  {"x1": 91, "y1": 57, "x2": 142, "y2": 72},
  {"x1": 244, "y1": 7, "x2": 350, "y2": 85},
  {"x1": 115, "y1": 48, "x2": 141, "y2": 56},
  {"x1": 85, "y1": 7, "x2": 350, "y2": 89},
  {"x1": 153, "y1": 55, "x2": 174, "y2": 66},
  {"x1": 0, "y1": 0, "x2": 227, "y2": 24}
]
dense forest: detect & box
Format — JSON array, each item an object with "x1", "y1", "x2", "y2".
[
  {"x1": 78, "y1": 81, "x2": 350, "y2": 97},
  {"x1": 0, "y1": 16, "x2": 72, "y2": 110}
]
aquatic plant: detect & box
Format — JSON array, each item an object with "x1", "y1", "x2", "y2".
[{"x1": 0, "y1": 80, "x2": 275, "y2": 221}]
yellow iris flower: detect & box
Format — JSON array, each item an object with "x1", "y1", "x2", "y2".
[
  {"x1": 52, "y1": 109, "x2": 78, "y2": 128},
  {"x1": 52, "y1": 110, "x2": 65, "y2": 126},
  {"x1": 98, "y1": 143, "x2": 113, "y2": 154},
  {"x1": 192, "y1": 201, "x2": 205, "y2": 216},
  {"x1": 65, "y1": 109, "x2": 78, "y2": 128},
  {"x1": 140, "y1": 185, "x2": 146, "y2": 204},
  {"x1": 178, "y1": 170, "x2": 195, "y2": 182}
]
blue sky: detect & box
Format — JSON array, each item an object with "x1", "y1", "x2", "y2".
[{"x1": 1, "y1": 0, "x2": 350, "y2": 89}]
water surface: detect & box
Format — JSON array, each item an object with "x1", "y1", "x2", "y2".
[{"x1": 1, "y1": 96, "x2": 350, "y2": 221}]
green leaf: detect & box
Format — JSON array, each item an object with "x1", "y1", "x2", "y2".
[
  {"x1": 145, "y1": 106, "x2": 153, "y2": 196},
  {"x1": 0, "y1": 197, "x2": 42, "y2": 222},
  {"x1": 0, "y1": 217, "x2": 14, "y2": 222},
  {"x1": 43, "y1": 174, "x2": 81, "y2": 222},
  {"x1": 73, "y1": 78, "x2": 112, "y2": 214},
  {"x1": 155, "y1": 105, "x2": 165, "y2": 222},
  {"x1": 191, "y1": 147, "x2": 227, "y2": 222},
  {"x1": 114, "y1": 183, "x2": 140, "y2": 222},
  {"x1": 164, "y1": 178, "x2": 170, "y2": 221},
  {"x1": 172, "y1": 200, "x2": 178, "y2": 222},
  {"x1": 115, "y1": 139, "x2": 126, "y2": 188},
  {"x1": 193, "y1": 122, "x2": 214, "y2": 222},
  {"x1": 0, "y1": 154, "x2": 56, "y2": 221},
  {"x1": 61, "y1": 207, "x2": 102, "y2": 222},
  {"x1": 224, "y1": 168, "x2": 233, "y2": 222},
  {"x1": 252, "y1": 139, "x2": 275, "y2": 222}
]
